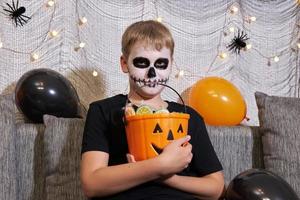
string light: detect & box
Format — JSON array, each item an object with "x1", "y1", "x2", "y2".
[
  {"x1": 0, "y1": 0, "x2": 297, "y2": 79},
  {"x1": 0, "y1": 0, "x2": 57, "y2": 63},
  {"x1": 47, "y1": 0, "x2": 55, "y2": 7},
  {"x1": 0, "y1": 0, "x2": 86, "y2": 70},
  {"x1": 79, "y1": 17, "x2": 87, "y2": 25},
  {"x1": 161, "y1": 0, "x2": 296, "y2": 75},
  {"x1": 31, "y1": 53, "x2": 39, "y2": 62},
  {"x1": 92, "y1": 70, "x2": 98, "y2": 77}
]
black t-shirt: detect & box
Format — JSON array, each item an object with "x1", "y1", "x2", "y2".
[{"x1": 81, "y1": 94, "x2": 223, "y2": 200}]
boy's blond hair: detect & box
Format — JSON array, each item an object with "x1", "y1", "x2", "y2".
[{"x1": 121, "y1": 20, "x2": 174, "y2": 59}]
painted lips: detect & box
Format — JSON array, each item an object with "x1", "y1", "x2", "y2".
[{"x1": 130, "y1": 76, "x2": 168, "y2": 88}]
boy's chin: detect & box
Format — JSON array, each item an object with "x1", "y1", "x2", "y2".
[{"x1": 134, "y1": 86, "x2": 164, "y2": 99}]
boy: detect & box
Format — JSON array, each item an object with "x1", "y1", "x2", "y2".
[{"x1": 80, "y1": 20, "x2": 224, "y2": 200}]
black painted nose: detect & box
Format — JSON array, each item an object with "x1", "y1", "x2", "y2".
[{"x1": 147, "y1": 67, "x2": 156, "y2": 78}]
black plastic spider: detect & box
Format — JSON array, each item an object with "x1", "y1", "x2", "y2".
[
  {"x1": 3, "y1": 0, "x2": 31, "y2": 27},
  {"x1": 227, "y1": 30, "x2": 249, "y2": 54}
]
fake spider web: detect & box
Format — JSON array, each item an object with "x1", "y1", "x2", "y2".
[{"x1": 0, "y1": 0, "x2": 299, "y2": 127}]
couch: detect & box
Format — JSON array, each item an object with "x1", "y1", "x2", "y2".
[{"x1": 0, "y1": 92, "x2": 299, "y2": 199}]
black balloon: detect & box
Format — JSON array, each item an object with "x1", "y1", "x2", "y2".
[
  {"x1": 15, "y1": 68, "x2": 81, "y2": 123},
  {"x1": 225, "y1": 168, "x2": 299, "y2": 200}
]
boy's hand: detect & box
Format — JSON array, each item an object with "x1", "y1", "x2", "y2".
[{"x1": 157, "y1": 135, "x2": 193, "y2": 176}]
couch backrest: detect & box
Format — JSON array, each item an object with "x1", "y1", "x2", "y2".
[{"x1": 1, "y1": 93, "x2": 265, "y2": 199}]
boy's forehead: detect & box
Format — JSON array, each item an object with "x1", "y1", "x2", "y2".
[{"x1": 129, "y1": 43, "x2": 171, "y2": 58}]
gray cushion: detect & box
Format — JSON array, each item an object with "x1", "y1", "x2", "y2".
[
  {"x1": 13, "y1": 94, "x2": 30, "y2": 123},
  {"x1": 43, "y1": 115, "x2": 86, "y2": 200},
  {"x1": 255, "y1": 92, "x2": 300, "y2": 196},
  {"x1": 15, "y1": 123, "x2": 45, "y2": 200},
  {"x1": 207, "y1": 125, "x2": 254, "y2": 184},
  {"x1": 251, "y1": 126, "x2": 265, "y2": 169},
  {"x1": 0, "y1": 94, "x2": 17, "y2": 199}
]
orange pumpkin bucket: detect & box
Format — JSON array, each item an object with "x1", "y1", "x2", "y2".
[
  {"x1": 125, "y1": 112, "x2": 190, "y2": 161},
  {"x1": 125, "y1": 84, "x2": 190, "y2": 161}
]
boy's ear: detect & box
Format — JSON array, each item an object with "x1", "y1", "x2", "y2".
[{"x1": 120, "y1": 55, "x2": 129, "y2": 73}]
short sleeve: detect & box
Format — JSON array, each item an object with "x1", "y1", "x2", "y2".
[
  {"x1": 188, "y1": 108, "x2": 223, "y2": 176},
  {"x1": 81, "y1": 103, "x2": 109, "y2": 154}
]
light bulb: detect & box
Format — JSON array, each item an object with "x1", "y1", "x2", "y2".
[
  {"x1": 47, "y1": 0, "x2": 55, "y2": 7},
  {"x1": 74, "y1": 42, "x2": 86, "y2": 51},
  {"x1": 178, "y1": 70, "x2": 185, "y2": 77},
  {"x1": 49, "y1": 30, "x2": 58, "y2": 37},
  {"x1": 274, "y1": 56, "x2": 279, "y2": 62},
  {"x1": 79, "y1": 17, "x2": 87, "y2": 25},
  {"x1": 246, "y1": 44, "x2": 252, "y2": 50},
  {"x1": 297, "y1": 43, "x2": 300, "y2": 49},
  {"x1": 156, "y1": 17, "x2": 163, "y2": 23},
  {"x1": 79, "y1": 42, "x2": 85, "y2": 48},
  {"x1": 0, "y1": 42, "x2": 3, "y2": 48},
  {"x1": 175, "y1": 70, "x2": 185, "y2": 78},
  {"x1": 250, "y1": 16, "x2": 256, "y2": 22},
  {"x1": 31, "y1": 53, "x2": 39, "y2": 61},
  {"x1": 230, "y1": 6, "x2": 238, "y2": 14},
  {"x1": 219, "y1": 52, "x2": 228, "y2": 59},
  {"x1": 92, "y1": 70, "x2": 98, "y2": 77},
  {"x1": 229, "y1": 27, "x2": 235, "y2": 33}
]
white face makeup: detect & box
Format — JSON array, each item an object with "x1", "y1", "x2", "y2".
[{"x1": 126, "y1": 44, "x2": 172, "y2": 98}]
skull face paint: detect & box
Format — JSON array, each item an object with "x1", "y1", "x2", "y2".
[
  {"x1": 132, "y1": 57, "x2": 169, "y2": 79},
  {"x1": 126, "y1": 44, "x2": 172, "y2": 97},
  {"x1": 132, "y1": 57, "x2": 169, "y2": 70}
]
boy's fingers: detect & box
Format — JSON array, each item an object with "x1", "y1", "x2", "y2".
[
  {"x1": 173, "y1": 135, "x2": 191, "y2": 146},
  {"x1": 182, "y1": 142, "x2": 189, "y2": 147},
  {"x1": 126, "y1": 153, "x2": 136, "y2": 163},
  {"x1": 126, "y1": 154, "x2": 130, "y2": 162}
]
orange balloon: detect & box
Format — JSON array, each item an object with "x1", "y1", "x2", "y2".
[{"x1": 189, "y1": 77, "x2": 247, "y2": 126}]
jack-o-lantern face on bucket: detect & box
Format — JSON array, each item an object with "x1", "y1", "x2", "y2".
[
  {"x1": 125, "y1": 113, "x2": 190, "y2": 161},
  {"x1": 151, "y1": 122, "x2": 185, "y2": 154}
]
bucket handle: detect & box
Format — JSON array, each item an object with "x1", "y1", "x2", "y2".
[
  {"x1": 158, "y1": 83, "x2": 187, "y2": 113},
  {"x1": 125, "y1": 83, "x2": 187, "y2": 114}
]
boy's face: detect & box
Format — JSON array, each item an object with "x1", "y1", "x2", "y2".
[{"x1": 124, "y1": 43, "x2": 172, "y2": 98}]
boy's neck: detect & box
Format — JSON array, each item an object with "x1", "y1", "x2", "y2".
[{"x1": 127, "y1": 90, "x2": 168, "y2": 110}]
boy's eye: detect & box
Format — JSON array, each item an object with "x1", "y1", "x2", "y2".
[
  {"x1": 154, "y1": 58, "x2": 169, "y2": 70},
  {"x1": 133, "y1": 57, "x2": 150, "y2": 68}
]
